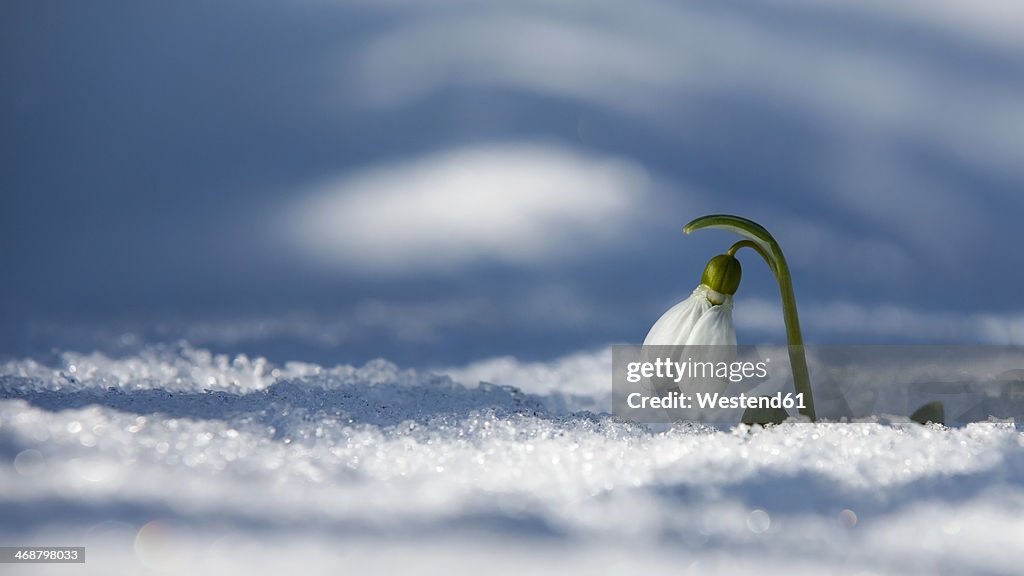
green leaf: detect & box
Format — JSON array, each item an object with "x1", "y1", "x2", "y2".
[
  {"x1": 910, "y1": 401, "x2": 945, "y2": 425},
  {"x1": 741, "y1": 403, "x2": 790, "y2": 426},
  {"x1": 684, "y1": 214, "x2": 779, "y2": 274}
]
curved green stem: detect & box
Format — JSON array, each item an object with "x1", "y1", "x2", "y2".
[
  {"x1": 726, "y1": 240, "x2": 775, "y2": 274},
  {"x1": 684, "y1": 214, "x2": 817, "y2": 421}
]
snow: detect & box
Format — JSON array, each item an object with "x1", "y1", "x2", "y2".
[{"x1": 2, "y1": 344, "x2": 1023, "y2": 575}]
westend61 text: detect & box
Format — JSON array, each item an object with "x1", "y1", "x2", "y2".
[{"x1": 626, "y1": 391, "x2": 807, "y2": 411}]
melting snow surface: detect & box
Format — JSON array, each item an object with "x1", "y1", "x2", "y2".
[{"x1": 1, "y1": 345, "x2": 1023, "y2": 575}]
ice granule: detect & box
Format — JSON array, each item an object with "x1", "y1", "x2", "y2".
[{"x1": 1, "y1": 344, "x2": 1023, "y2": 575}]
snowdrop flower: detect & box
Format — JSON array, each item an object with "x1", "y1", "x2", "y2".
[
  {"x1": 643, "y1": 254, "x2": 740, "y2": 347},
  {"x1": 641, "y1": 253, "x2": 741, "y2": 398},
  {"x1": 678, "y1": 214, "x2": 817, "y2": 422}
]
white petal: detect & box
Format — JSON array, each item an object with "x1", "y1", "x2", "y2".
[
  {"x1": 678, "y1": 303, "x2": 737, "y2": 397},
  {"x1": 684, "y1": 302, "x2": 736, "y2": 347},
  {"x1": 642, "y1": 286, "x2": 711, "y2": 346}
]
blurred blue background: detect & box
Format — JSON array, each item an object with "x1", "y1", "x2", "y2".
[{"x1": 3, "y1": 0, "x2": 1023, "y2": 367}]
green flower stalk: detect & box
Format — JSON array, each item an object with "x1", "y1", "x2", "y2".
[{"x1": 683, "y1": 214, "x2": 817, "y2": 421}]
